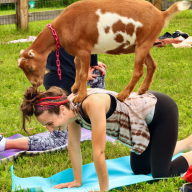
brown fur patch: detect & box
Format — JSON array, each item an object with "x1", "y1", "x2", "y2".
[
  {"x1": 112, "y1": 20, "x2": 126, "y2": 34},
  {"x1": 126, "y1": 40, "x2": 130, "y2": 46},
  {"x1": 106, "y1": 44, "x2": 135, "y2": 54},
  {"x1": 114, "y1": 34, "x2": 124, "y2": 43},
  {"x1": 105, "y1": 26, "x2": 110, "y2": 34},
  {"x1": 112, "y1": 20, "x2": 135, "y2": 36},
  {"x1": 125, "y1": 23, "x2": 135, "y2": 36}
]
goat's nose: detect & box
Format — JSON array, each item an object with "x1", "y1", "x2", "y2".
[{"x1": 30, "y1": 80, "x2": 38, "y2": 87}]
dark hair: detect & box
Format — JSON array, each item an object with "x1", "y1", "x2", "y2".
[{"x1": 20, "y1": 86, "x2": 70, "y2": 133}]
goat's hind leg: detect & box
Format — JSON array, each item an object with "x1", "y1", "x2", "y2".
[
  {"x1": 71, "y1": 57, "x2": 81, "y2": 94},
  {"x1": 137, "y1": 52, "x2": 157, "y2": 95},
  {"x1": 116, "y1": 44, "x2": 153, "y2": 102}
]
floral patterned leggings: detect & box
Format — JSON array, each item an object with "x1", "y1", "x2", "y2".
[
  {"x1": 87, "y1": 69, "x2": 106, "y2": 89},
  {"x1": 28, "y1": 129, "x2": 68, "y2": 151}
]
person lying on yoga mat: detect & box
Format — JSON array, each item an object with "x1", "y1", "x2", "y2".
[
  {"x1": 0, "y1": 127, "x2": 68, "y2": 152},
  {"x1": 6, "y1": 86, "x2": 192, "y2": 191}
]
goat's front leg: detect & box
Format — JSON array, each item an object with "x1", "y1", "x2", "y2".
[
  {"x1": 71, "y1": 57, "x2": 81, "y2": 94},
  {"x1": 73, "y1": 56, "x2": 90, "y2": 103},
  {"x1": 137, "y1": 52, "x2": 157, "y2": 95}
]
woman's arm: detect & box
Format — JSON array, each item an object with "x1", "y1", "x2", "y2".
[
  {"x1": 86, "y1": 95, "x2": 109, "y2": 192},
  {"x1": 53, "y1": 121, "x2": 82, "y2": 189},
  {"x1": 68, "y1": 121, "x2": 82, "y2": 185}
]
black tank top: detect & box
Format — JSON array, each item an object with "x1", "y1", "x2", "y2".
[{"x1": 76, "y1": 94, "x2": 117, "y2": 124}]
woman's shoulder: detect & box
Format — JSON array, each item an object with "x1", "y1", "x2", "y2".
[{"x1": 84, "y1": 93, "x2": 108, "y2": 105}]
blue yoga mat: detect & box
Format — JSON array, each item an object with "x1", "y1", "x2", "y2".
[{"x1": 11, "y1": 153, "x2": 183, "y2": 192}]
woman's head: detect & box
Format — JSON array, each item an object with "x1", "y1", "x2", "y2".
[{"x1": 20, "y1": 86, "x2": 70, "y2": 133}]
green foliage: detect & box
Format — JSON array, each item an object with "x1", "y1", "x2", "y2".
[
  {"x1": 0, "y1": 0, "x2": 80, "y2": 12},
  {"x1": 34, "y1": 0, "x2": 80, "y2": 8},
  {"x1": 0, "y1": 9, "x2": 191, "y2": 192},
  {"x1": 0, "y1": 3, "x2": 15, "y2": 11}
]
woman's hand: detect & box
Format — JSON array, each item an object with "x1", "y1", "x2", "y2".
[
  {"x1": 92, "y1": 61, "x2": 107, "y2": 76},
  {"x1": 87, "y1": 67, "x2": 98, "y2": 81},
  {"x1": 52, "y1": 180, "x2": 81, "y2": 189},
  {"x1": 89, "y1": 191, "x2": 103, "y2": 192},
  {"x1": 87, "y1": 61, "x2": 107, "y2": 81}
]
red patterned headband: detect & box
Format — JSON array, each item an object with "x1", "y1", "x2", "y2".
[{"x1": 35, "y1": 95, "x2": 68, "y2": 111}]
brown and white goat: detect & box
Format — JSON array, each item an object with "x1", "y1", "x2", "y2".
[{"x1": 17, "y1": 0, "x2": 191, "y2": 103}]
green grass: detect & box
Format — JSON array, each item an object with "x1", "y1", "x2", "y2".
[{"x1": 0, "y1": 9, "x2": 192, "y2": 192}]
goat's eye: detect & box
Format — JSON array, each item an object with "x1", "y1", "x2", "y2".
[{"x1": 26, "y1": 66, "x2": 33, "y2": 73}]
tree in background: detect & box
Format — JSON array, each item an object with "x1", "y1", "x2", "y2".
[{"x1": 149, "y1": 0, "x2": 162, "y2": 10}]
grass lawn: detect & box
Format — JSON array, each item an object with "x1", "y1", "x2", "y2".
[{"x1": 0, "y1": 9, "x2": 192, "y2": 192}]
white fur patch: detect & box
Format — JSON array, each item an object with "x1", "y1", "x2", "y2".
[
  {"x1": 30, "y1": 80, "x2": 36, "y2": 85},
  {"x1": 178, "y1": 1, "x2": 191, "y2": 11},
  {"x1": 20, "y1": 49, "x2": 25, "y2": 55},
  {"x1": 92, "y1": 9, "x2": 143, "y2": 54},
  {"x1": 28, "y1": 49, "x2": 35, "y2": 57},
  {"x1": 17, "y1": 58, "x2": 22, "y2": 67}
]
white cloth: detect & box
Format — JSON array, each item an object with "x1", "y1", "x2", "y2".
[
  {"x1": 0, "y1": 137, "x2": 6, "y2": 151},
  {"x1": 172, "y1": 38, "x2": 192, "y2": 48},
  {"x1": 145, "y1": 106, "x2": 155, "y2": 124}
]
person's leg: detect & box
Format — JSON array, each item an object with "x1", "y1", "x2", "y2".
[
  {"x1": 174, "y1": 135, "x2": 192, "y2": 156},
  {"x1": 148, "y1": 91, "x2": 188, "y2": 178},
  {"x1": 130, "y1": 141, "x2": 152, "y2": 175},
  {"x1": 28, "y1": 130, "x2": 68, "y2": 151},
  {"x1": 0, "y1": 135, "x2": 29, "y2": 151},
  {"x1": 0, "y1": 129, "x2": 68, "y2": 151},
  {"x1": 5, "y1": 138, "x2": 29, "y2": 150},
  {"x1": 87, "y1": 69, "x2": 106, "y2": 89},
  {"x1": 131, "y1": 91, "x2": 189, "y2": 177},
  {"x1": 174, "y1": 136, "x2": 192, "y2": 166}
]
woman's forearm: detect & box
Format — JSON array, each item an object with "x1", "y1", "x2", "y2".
[
  {"x1": 93, "y1": 152, "x2": 109, "y2": 192},
  {"x1": 68, "y1": 144, "x2": 82, "y2": 184},
  {"x1": 5, "y1": 138, "x2": 29, "y2": 150}
]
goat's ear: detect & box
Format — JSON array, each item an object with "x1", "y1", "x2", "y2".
[
  {"x1": 20, "y1": 49, "x2": 25, "y2": 55},
  {"x1": 28, "y1": 50, "x2": 35, "y2": 58}
]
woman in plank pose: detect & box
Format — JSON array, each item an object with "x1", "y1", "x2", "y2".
[
  {"x1": 0, "y1": 50, "x2": 106, "y2": 153},
  {"x1": 1, "y1": 86, "x2": 192, "y2": 191}
]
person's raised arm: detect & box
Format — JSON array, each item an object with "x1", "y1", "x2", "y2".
[
  {"x1": 86, "y1": 95, "x2": 109, "y2": 192},
  {"x1": 53, "y1": 121, "x2": 82, "y2": 189}
]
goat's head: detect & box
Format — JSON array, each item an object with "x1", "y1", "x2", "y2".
[{"x1": 17, "y1": 49, "x2": 46, "y2": 87}]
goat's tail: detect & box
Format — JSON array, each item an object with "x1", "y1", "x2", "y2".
[{"x1": 163, "y1": 1, "x2": 191, "y2": 27}]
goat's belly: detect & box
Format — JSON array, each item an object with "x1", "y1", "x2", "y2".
[
  {"x1": 92, "y1": 36, "x2": 136, "y2": 55},
  {"x1": 91, "y1": 9, "x2": 143, "y2": 55}
]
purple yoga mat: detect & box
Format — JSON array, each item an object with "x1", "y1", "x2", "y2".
[{"x1": 0, "y1": 128, "x2": 115, "y2": 163}]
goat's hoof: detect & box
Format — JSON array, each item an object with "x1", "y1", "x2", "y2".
[
  {"x1": 71, "y1": 83, "x2": 80, "y2": 94},
  {"x1": 72, "y1": 94, "x2": 87, "y2": 104},
  {"x1": 116, "y1": 93, "x2": 126, "y2": 102},
  {"x1": 72, "y1": 88, "x2": 79, "y2": 94},
  {"x1": 71, "y1": 85, "x2": 79, "y2": 94},
  {"x1": 137, "y1": 88, "x2": 147, "y2": 95}
]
